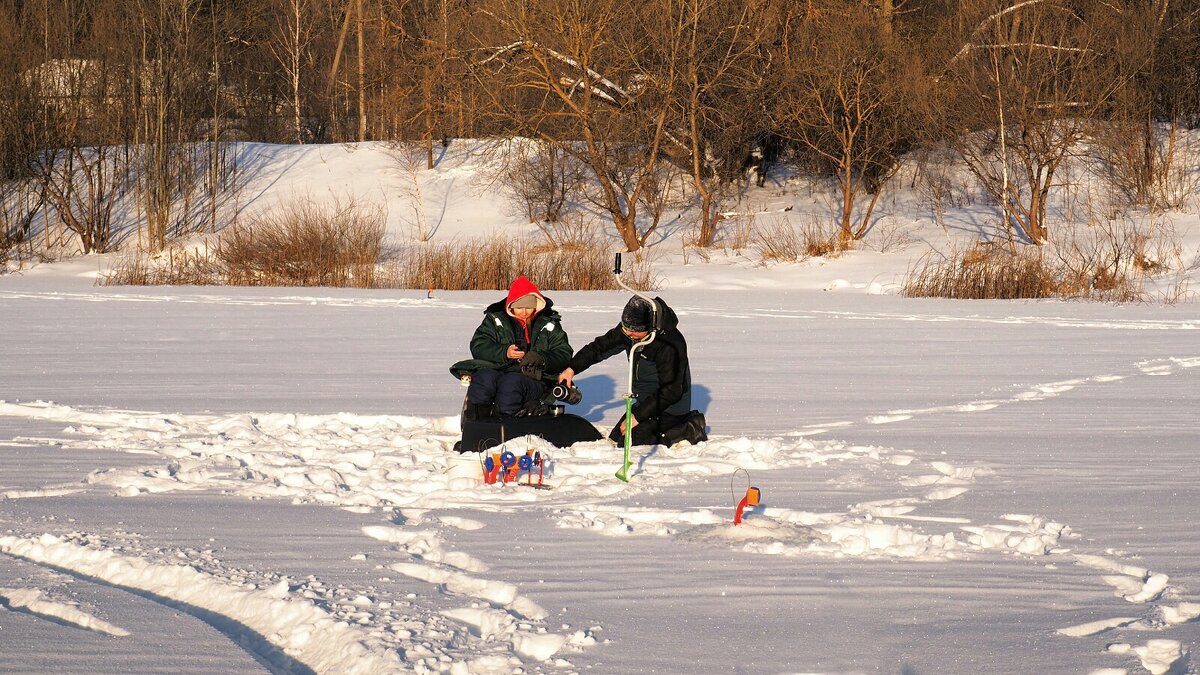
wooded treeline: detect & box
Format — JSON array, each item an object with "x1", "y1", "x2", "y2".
[{"x1": 1, "y1": 0, "x2": 1198, "y2": 253}]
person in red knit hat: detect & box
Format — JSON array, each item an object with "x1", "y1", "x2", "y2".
[{"x1": 450, "y1": 276, "x2": 573, "y2": 417}]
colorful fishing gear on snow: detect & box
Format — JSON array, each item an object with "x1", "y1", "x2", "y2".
[{"x1": 480, "y1": 445, "x2": 547, "y2": 488}]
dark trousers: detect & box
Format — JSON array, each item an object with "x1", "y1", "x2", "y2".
[
  {"x1": 467, "y1": 369, "x2": 546, "y2": 415},
  {"x1": 607, "y1": 410, "x2": 687, "y2": 446}
]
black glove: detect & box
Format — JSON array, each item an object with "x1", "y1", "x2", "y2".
[
  {"x1": 515, "y1": 399, "x2": 550, "y2": 417},
  {"x1": 519, "y1": 351, "x2": 546, "y2": 381}
]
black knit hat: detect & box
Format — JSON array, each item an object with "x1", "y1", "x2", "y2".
[{"x1": 621, "y1": 296, "x2": 654, "y2": 333}]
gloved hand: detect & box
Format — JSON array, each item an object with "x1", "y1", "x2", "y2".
[
  {"x1": 515, "y1": 399, "x2": 550, "y2": 417},
  {"x1": 519, "y1": 351, "x2": 546, "y2": 381}
]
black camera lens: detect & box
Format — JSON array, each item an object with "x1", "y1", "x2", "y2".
[{"x1": 551, "y1": 384, "x2": 583, "y2": 405}]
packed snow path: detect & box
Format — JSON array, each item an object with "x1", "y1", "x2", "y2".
[{"x1": 2, "y1": 286, "x2": 1198, "y2": 673}]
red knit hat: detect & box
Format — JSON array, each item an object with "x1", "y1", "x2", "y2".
[{"x1": 505, "y1": 276, "x2": 546, "y2": 315}]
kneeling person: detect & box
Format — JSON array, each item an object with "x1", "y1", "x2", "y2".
[{"x1": 557, "y1": 296, "x2": 707, "y2": 446}]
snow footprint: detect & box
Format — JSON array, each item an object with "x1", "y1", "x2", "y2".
[
  {"x1": 1138, "y1": 357, "x2": 1200, "y2": 377},
  {"x1": 1013, "y1": 379, "x2": 1083, "y2": 400},
  {"x1": 362, "y1": 525, "x2": 487, "y2": 573},
  {"x1": 1075, "y1": 554, "x2": 1171, "y2": 604},
  {"x1": 1105, "y1": 639, "x2": 1191, "y2": 675},
  {"x1": 388, "y1": 562, "x2": 547, "y2": 621}
]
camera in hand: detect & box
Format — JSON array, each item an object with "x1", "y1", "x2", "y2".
[{"x1": 551, "y1": 383, "x2": 583, "y2": 405}]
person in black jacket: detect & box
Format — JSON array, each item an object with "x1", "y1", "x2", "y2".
[{"x1": 557, "y1": 296, "x2": 707, "y2": 446}]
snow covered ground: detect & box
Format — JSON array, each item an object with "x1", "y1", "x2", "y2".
[{"x1": 2, "y1": 142, "x2": 1200, "y2": 674}]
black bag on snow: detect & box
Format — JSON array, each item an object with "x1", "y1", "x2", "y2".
[{"x1": 457, "y1": 412, "x2": 603, "y2": 453}]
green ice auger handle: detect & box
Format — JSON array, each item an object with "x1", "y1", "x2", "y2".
[{"x1": 613, "y1": 253, "x2": 622, "y2": 275}]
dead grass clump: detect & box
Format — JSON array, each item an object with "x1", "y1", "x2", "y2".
[
  {"x1": 218, "y1": 199, "x2": 384, "y2": 287},
  {"x1": 102, "y1": 246, "x2": 222, "y2": 286},
  {"x1": 802, "y1": 220, "x2": 847, "y2": 258},
  {"x1": 903, "y1": 236, "x2": 1156, "y2": 302},
  {"x1": 104, "y1": 198, "x2": 386, "y2": 287},
  {"x1": 755, "y1": 216, "x2": 851, "y2": 263},
  {"x1": 754, "y1": 217, "x2": 803, "y2": 262},
  {"x1": 397, "y1": 236, "x2": 655, "y2": 291},
  {"x1": 724, "y1": 213, "x2": 755, "y2": 252},
  {"x1": 903, "y1": 243, "x2": 1059, "y2": 299}
]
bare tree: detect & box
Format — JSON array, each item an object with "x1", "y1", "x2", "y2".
[
  {"x1": 471, "y1": 0, "x2": 677, "y2": 251},
  {"x1": 127, "y1": 0, "x2": 209, "y2": 252},
  {"x1": 668, "y1": 0, "x2": 773, "y2": 247},
  {"x1": 774, "y1": 6, "x2": 920, "y2": 244},
  {"x1": 328, "y1": 0, "x2": 368, "y2": 141},
  {"x1": 396, "y1": 0, "x2": 470, "y2": 167},
  {"x1": 269, "y1": 0, "x2": 320, "y2": 143},
  {"x1": 1091, "y1": 0, "x2": 1200, "y2": 211},
  {"x1": 944, "y1": 0, "x2": 1112, "y2": 245}
]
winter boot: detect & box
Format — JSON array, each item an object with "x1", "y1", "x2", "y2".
[
  {"x1": 463, "y1": 402, "x2": 497, "y2": 421},
  {"x1": 661, "y1": 411, "x2": 708, "y2": 446}
]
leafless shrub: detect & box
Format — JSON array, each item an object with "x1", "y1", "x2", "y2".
[
  {"x1": 680, "y1": 234, "x2": 711, "y2": 266},
  {"x1": 218, "y1": 197, "x2": 385, "y2": 287},
  {"x1": 1155, "y1": 245, "x2": 1199, "y2": 305},
  {"x1": 102, "y1": 245, "x2": 223, "y2": 286},
  {"x1": 32, "y1": 146, "x2": 124, "y2": 254},
  {"x1": 1, "y1": 172, "x2": 41, "y2": 264},
  {"x1": 1050, "y1": 218, "x2": 1145, "y2": 297},
  {"x1": 396, "y1": 236, "x2": 654, "y2": 291},
  {"x1": 388, "y1": 144, "x2": 435, "y2": 242},
  {"x1": 753, "y1": 216, "x2": 803, "y2": 263},
  {"x1": 911, "y1": 150, "x2": 955, "y2": 230},
  {"x1": 903, "y1": 243, "x2": 1059, "y2": 299},
  {"x1": 491, "y1": 138, "x2": 585, "y2": 225},
  {"x1": 860, "y1": 216, "x2": 917, "y2": 254},
  {"x1": 904, "y1": 213, "x2": 1187, "y2": 302},
  {"x1": 1056, "y1": 216, "x2": 1199, "y2": 304},
  {"x1": 0, "y1": 228, "x2": 16, "y2": 262},
  {"x1": 724, "y1": 213, "x2": 755, "y2": 252},
  {"x1": 530, "y1": 213, "x2": 597, "y2": 251}
]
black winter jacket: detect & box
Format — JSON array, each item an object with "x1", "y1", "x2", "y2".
[{"x1": 567, "y1": 297, "x2": 692, "y2": 421}]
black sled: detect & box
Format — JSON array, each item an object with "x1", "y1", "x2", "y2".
[{"x1": 456, "y1": 404, "x2": 602, "y2": 453}]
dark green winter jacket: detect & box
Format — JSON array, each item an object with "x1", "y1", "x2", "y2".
[{"x1": 449, "y1": 297, "x2": 572, "y2": 383}]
